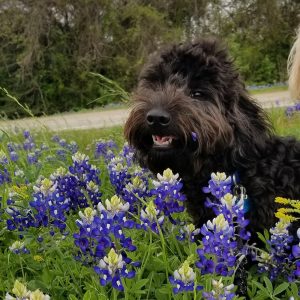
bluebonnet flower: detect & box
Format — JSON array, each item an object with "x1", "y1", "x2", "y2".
[
  {"x1": 57, "y1": 139, "x2": 78, "y2": 154},
  {"x1": 137, "y1": 200, "x2": 164, "y2": 233},
  {"x1": 151, "y1": 168, "x2": 186, "y2": 221},
  {"x1": 292, "y1": 228, "x2": 300, "y2": 259},
  {"x1": 0, "y1": 168, "x2": 10, "y2": 185},
  {"x1": 23, "y1": 130, "x2": 31, "y2": 139},
  {"x1": 196, "y1": 172, "x2": 251, "y2": 277},
  {"x1": 68, "y1": 141, "x2": 79, "y2": 154},
  {"x1": 123, "y1": 175, "x2": 150, "y2": 209},
  {"x1": 94, "y1": 248, "x2": 136, "y2": 291},
  {"x1": 108, "y1": 156, "x2": 131, "y2": 195},
  {"x1": 94, "y1": 139, "x2": 117, "y2": 160},
  {"x1": 14, "y1": 167, "x2": 24, "y2": 178},
  {"x1": 169, "y1": 260, "x2": 202, "y2": 294},
  {"x1": 70, "y1": 152, "x2": 100, "y2": 184},
  {"x1": 206, "y1": 192, "x2": 251, "y2": 241},
  {"x1": 7, "y1": 153, "x2": 102, "y2": 233},
  {"x1": 5, "y1": 280, "x2": 50, "y2": 300},
  {"x1": 74, "y1": 203, "x2": 139, "y2": 290},
  {"x1": 97, "y1": 195, "x2": 130, "y2": 218},
  {"x1": 51, "y1": 135, "x2": 60, "y2": 142},
  {"x1": 191, "y1": 132, "x2": 197, "y2": 142},
  {"x1": 97, "y1": 195, "x2": 135, "y2": 234},
  {"x1": 9, "y1": 240, "x2": 30, "y2": 254},
  {"x1": 255, "y1": 219, "x2": 294, "y2": 280},
  {"x1": 197, "y1": 214, "x2": 237, "y2": 276},
  {"x1": 74, "y1": 195, "x2": 136, "y2": 264},
  {"x1": 285, "y1": 103, "x2": 300, "y2": 117},
  {"x1": 27, "y1": 152, "x2": 38, "y2": 164},
  {"x1": 30, "y1": 178, "x2": 69, "y2": 232},
  {"x1": 176, "y1": 223, "x2": 201, "y2": 242},
  {"x1": 56, "y1": 149, "x2": 66, "y2": 160},
  {"x1": 58, "y1": 138, "x2": 67, "y2": 147},
  {"x1": 0, "y1": 150, "x2": 8, "y2": 165},
  {"x1": 295, "y1": 261, "x2": 300, "y2": 277},
  {"x1": 202, "y1": 278, "x2": 235, "y2": 300},
  {"x1": 9, "y1": 151, "x2": 18, "y2": 162},
  {"x1": 51, "y1": 136, "x2": 79, "y2": 158},
  {"x1": 23, "y1": 132, "x2": 35, "y2": 151},
  {"x1": 203, "y1": 172, "x2": 232, "y2": 199},
  {"x1": 5, "y1": 280, "x2": 30, "y2": 300},
  {"x1": 6, "y1": 185, "x2": 35, "y2": 231},
  {"x1": 107, "y1": 144, "x2": 147, "y2": 199}
]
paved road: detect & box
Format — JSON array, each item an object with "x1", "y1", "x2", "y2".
[{"x1": 0, "y1": 90, "x2": 295, "y2": 133}]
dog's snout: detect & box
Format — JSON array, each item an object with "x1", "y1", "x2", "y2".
[{"x1": 146, "y1": 109, "x2": 170, "y2": 128}]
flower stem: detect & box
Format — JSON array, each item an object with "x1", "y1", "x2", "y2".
[
  {"x1": 156, "y1": 220, "x2": 171, "y2": 300},
  {"x1": 112, "y1": 288, "x2": 118, "y2": 300},
  {"x1": 19, "y1": 255, "x2": 25, "y2": 279},
  {"x1": 138, "y1": 231, "x2": 153, "y2": 281}
]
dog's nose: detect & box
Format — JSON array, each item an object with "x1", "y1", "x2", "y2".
[{"x1": 146, "y1": 109, "x2": 171, "y2": 128}]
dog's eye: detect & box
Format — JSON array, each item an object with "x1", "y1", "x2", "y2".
[{"x1": 190, "y1": 90, "x2": 202, "y2": 99}]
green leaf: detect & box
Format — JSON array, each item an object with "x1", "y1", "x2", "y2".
[
  {"x1": 131, "y1": 279, "x2": 149, "y2": 291},
  {"x1": 68, "y1": 295, "x2": 78, "y2": 300},
  {"x1": 256, "y1": 232, "x2": 267, "y2": 244},
  {"x1": 263, "y1": 276, "x2": 273, "y2": 295},
  {"x1": 252, "y1": 281, "x2": 270, "y2": 297},
  {"x1": 83, "y1": 290, "x2": 98, "y2": 300},
  {"x1": 290, "y1": 282, "x2": 299, "y2": 297},
  {"x1": 273, "y1": 282, "x2": 289, "y2": 296}
]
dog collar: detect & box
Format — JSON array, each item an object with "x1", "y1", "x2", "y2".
[{"x1": 231, "y1": 172, "x2": 250, "y2": 213}]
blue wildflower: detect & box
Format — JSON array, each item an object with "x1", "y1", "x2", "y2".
[
  {"x1": 203, "y1": 172, "x2": 232, "y2": 199},
  {"x1": 176, "y1": 223, "x2": 201, "y2": 243},
  {"x1": 0, "y1": 150, "x2": 8, "y2": 165},
  {"x1": 169, "y1": 260, "x2": 202, "y2": 294},
  {"x1": 197, "y1": 214, "x2": 237, "y2": 276},
  {"x1": 255, "y1": 219, "x2": 294, "y2": 280},
  {"x1": 94, "y1": 139, "x2": 117, "y2": 160},
  {"x1": 202, "y1": 278, "x2": 235, "y2": 300},
  {"x1": 94, "y1": 248, "x2": 136, "y2": 291},
  {"x1": 9, "y1": 240, "x2": 30, "y2": 254},
  {"x1": 151, "y1": 168, "x2": 186, "y2": 221},
  {"x1": 137, "y1": 200, "x2": 164, "y2": 233}
]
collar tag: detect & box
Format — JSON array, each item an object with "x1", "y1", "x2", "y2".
[{"x1": 233, "y1": 182, "x2": 250, "y2": 213}]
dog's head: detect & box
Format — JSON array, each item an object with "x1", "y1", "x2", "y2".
[{"x1": 124, "y1": 38, "x2": 272, "y2": 176}]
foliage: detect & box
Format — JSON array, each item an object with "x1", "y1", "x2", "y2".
[
  {"x1": 0, "y1": 110, "x2": 300, "y2": 299},
  {"x1": 0, "y1": 0, "x2": 300, "y2": 118}
]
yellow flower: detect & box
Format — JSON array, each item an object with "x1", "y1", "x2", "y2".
[
  {"x1": 33, "y1": 255, "x2": 44, "y2": 262},
  {"x1": 10, "y1": 185, "x2": 29, "y2": 200},
  {"x1": 275, "y1": 197, "x2": 300, "y2": 222}
]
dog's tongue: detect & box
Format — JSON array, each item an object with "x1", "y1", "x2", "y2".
[{"x1": 152, "y1": 135, "x2": 173, "y2": 146}]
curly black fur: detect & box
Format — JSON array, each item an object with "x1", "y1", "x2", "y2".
[{"x1": 124, "y1": 38, "x2": 300, "y2": 240}]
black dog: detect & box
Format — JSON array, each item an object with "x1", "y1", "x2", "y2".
[{"x1": 124, "y1": 38, "x2": 300, "y2": 245}]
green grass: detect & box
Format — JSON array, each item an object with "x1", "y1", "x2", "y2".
[
  {"x1": 268, "y1": 108, "x2": 300, "y2": 137},
  {"x1": 249, "y1": 85, "x2": 288, "y2": 95}
]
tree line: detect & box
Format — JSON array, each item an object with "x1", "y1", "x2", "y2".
[{"x1": 0, "y1": 0, "x2": 299, "y2": 118}]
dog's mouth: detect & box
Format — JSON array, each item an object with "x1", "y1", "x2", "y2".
[{"x1": 152, "y1": 135, "x2": 175, "y2": 149}]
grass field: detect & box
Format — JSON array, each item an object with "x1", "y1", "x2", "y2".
[
  {"x1": 0, "y1": 109, "x2": 299, "y2": 300},
  {"x1": 249, "y1": 85, "x2": 288, "y2": 95}
]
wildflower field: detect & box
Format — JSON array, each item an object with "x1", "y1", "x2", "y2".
[{"x1": 0, "y1": 108, "x2": 300, "y2": 300}]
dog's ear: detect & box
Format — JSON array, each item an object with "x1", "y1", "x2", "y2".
[{"x1": 228, "y1": 90, "x2": 273, "y2": 165}]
